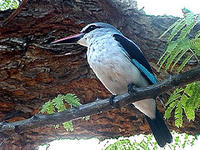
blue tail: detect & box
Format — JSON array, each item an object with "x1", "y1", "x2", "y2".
[{"x1": 145, "y1": 109, "x2": 172, "y2": 147}]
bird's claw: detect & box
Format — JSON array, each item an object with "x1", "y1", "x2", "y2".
[
  {"x1": 109, "y1": 95, "x2": 120, "y2": 109},
  {"x1": 128, "y1": 83, "x2": 137, "y2": 95},
  {"x1": 109, "y1": 95, "x2": 115, "y2": 106}
]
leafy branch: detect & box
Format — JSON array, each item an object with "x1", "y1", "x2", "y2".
[
  {"x1": 0, "y1": 65, "x2": 200, "y2": 136},
  {"x1": 164, "y1": 81, "x2": 200, "y2": 127},
  {"x1": 158, "y1": 9, "x2": 200, "y2": 72},
  {"x1": 40, "y1": 94, "x2": 82, "y2": 131},
  {"x1": 158, "y1": 9, "x2": 200, "y2": 127},
  {"x1": 105, "y1": 132, "x2": 197, "y2": 150}
]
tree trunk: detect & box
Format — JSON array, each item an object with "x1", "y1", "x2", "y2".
[{"x1": 0, "y1": 0, "x2": 199, "y2": 149}]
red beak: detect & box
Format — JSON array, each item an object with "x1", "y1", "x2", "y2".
[{"x1": 51, "y1": 33, "x2": 84, "y2": 44}]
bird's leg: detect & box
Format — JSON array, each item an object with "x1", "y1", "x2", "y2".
[
  {"x1": 109, "y1": 94, "x2": 120, "y2": 109},
  {"x1": 109, "y1": 95, "x2": 116, "y2": 105},
  {"x1": 128, "y1": 83, "x2": 137, "y2": 95}
]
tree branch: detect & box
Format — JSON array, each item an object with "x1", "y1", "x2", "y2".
[{"x1": 0, "y1": 65, "x2": 200, "y2": 136}]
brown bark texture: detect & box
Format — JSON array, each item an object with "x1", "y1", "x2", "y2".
[{"x1": 0, "y1": 0, "x2": 199, "y2": 149}]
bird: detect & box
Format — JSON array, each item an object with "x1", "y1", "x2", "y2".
[{"x1": 51, "y1": 22, "x2": 173, "y2": 147}]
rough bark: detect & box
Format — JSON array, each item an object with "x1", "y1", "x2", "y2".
[{"x1": 0, "y1": 0, "x2": 199, "y2": 149}]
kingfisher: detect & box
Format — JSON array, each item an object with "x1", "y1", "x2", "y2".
[{"x1": 51, "y1": 22, "x2": 172, "y2": 147}]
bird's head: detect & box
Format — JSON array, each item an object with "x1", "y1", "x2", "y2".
[{"x1": 51, "y1": 22, "x2": 121, "y2": 47}]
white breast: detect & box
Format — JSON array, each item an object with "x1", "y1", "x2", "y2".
[{"x1": 87, "y1": 36, "x2": 148, "y2": 95}]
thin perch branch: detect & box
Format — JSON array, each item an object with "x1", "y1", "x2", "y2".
[{"x1": 0, "y1": 65, "x2": 200, "y2": 136}]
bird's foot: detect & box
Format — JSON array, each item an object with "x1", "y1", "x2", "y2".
[
  {"x1": 109, "y1": 95, "x2": 120, "y2": 109},
  {"x1": 128, "y1": 83, "x2": 137, "y2": 95}
]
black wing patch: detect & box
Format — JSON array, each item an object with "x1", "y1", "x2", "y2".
[{"x1": 113, "y1": 34, "x2": 156, "y2": 84}]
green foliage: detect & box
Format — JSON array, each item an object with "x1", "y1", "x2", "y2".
[
  {"x1": 105, "y1": 132, "x2": 197, "y2": 150},
  {"x1": 158, "y1": 9, "x2": 200, "y2": 72},
  {"x1": 106, "y1": 139, "x2": 134, "y2": 150},
  {"x1": 106, "y1": 136, "x2": 157, "y2": 150},
  {"x1": 0, "y1": 0, "x2": 19, "y2": 11},
  {"x1": 164, "y1": 81, "x2": 200, "y2": 127},
  {"x1": 40, "y1": 94, "x2": 82, "y2": 131},
  {"x1": 158, "y1": 9, "x2": 200, "y2": 127},
  {"x1": 62, "y1": 121, "x2": 74, "y2": 132}
]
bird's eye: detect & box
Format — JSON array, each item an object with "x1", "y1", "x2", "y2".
[{"x1": 83, "y1": 25, "x2": 100, "y2": 33}]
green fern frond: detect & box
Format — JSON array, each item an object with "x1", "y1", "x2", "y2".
[
  {"x1": 185, "y1": 11, "x2": 194, "y2": 25},
  {"x1": 178, "y1": 21, "x2": 197, "y2": 39},
  {"x1": 190, "y1": 38, "x2": 200, "y2": 55},
  {"x1": 164, "y1": 101, "x2": 177, "y2": 119},
  {"x1": 170, "y1": 48, "x2": 188, "y2": 71},
  {"x1": 184, "y1": 105, "x2": 195, "y2": 121},
  {"x1": 177, "y1": 54, "x2": 194, "y2": 72},
  {"x1": 165, "y1": 82, "x2": 200, "y2": 127},
  {"x1": 63, "y1": 93, "x2": 81, "y2": 108},
  {"x1": 63, "y1": 121, "x2": 74, "y2": 132},
  {"x1": 175, "y1": 103, "x2": 183, "y2": 127},
  {"x1": 195, "y1": 30, "x2": 200, "y2": 39},
  {"x1": 52, "y1": 95, "x2": 66, "y2": 112},
  {"x1": 165, "y1": 47, "x2": 181, "y2": 71},
  {"x1": 159, "y1": 10, "x2": 199, "y2": 73},
  {"x1": 159, "y1": 18, "x2": 183, "y2": 39},
  {"x1": 157, "y1": 52, "x2": 171, "y2": 71},
  {"x1": 40, "y1": 93, "x2": 85, "y2": 132},
  {"x1": 165, "y1": 88, "x2": 184, "y2": 106},
  {"x1": 182, "y1": 134, "x2": 189, "y2": 148},
  {"x1": 40, "y1": 101, "x2": 55, "y2": 114},
  {"x1": 168, "y1": 19, "x2": 185, "y2": 42},
  {"x1": 106, "y1": 139, "x2": 134, "y2": 150}
]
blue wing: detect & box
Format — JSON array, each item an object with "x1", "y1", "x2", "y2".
[{"x1": 113, "y1": 34, "x2": 157, "y2": 84}]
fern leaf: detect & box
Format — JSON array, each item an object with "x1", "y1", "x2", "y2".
[
  {"x1": 178, "y1": 21, "x2": 197, "y2": 39},
  {"x1": 165, "y1": 88, "x2": 184, "y2": 106},
  {"x1": 52, "y1": 95, "x2": 66, "y2": 112},
  {"x1": 177, "y1": 38, "x2": 190, "y2": 50},
  {"x1": 184, "y1": 82, "x2": 194, "y2": 96},
  {"x1": 185, "y1": 12, "x2": 194, "y2": 25},
  {"x1": 182, "y1": 82, "x2": 200, "y2": 121},
  {"x1": 159, "y1": 10, "x2": 200, "y2": 128},
  {"x1": 158, "y1": 41, "x2": 179, "y2": 70},
  {"x1": 40, "y1": 101, "x2": 55, "y2": 114},
  {"x1": 164, "y1": 101, "x2": 177, "y2": 119},
  {"x1": 159, "y1": 18, "x2": 183, "y2": 39},
  {"x1": 175, "y1": 103, "x2": 183, "y2": 127},
  {"x1": 193, "y1": 82, "x2": 200, "y2": 109},
  {"x1": 157, "y1": 50, "x2": 168, "y2": 65},
  {"x1": 195, "y1": 30, "x2": 200, "y2": 39},
  {"x1": 63, "y1": 93, "x2": 81, "y2": 108},
  {"x1": 179, "y1": 94, "x2": 188, "y2": 107},
  {"x1": 165, "y1": 47, "x2": 181, "y2": 71},
  {"x1": 190, "y1": 38, "x2": 200, "y2": 55},
  {"x1": 106, "y1": 139, "x2": 133, "y2": 150},
  {"x1": 177, "y1": 54, "x2": 194, "y2": 72},
  {"x1": 184, "y1": 105, "x2": 195, "y2": 121},
  {"x1": 170, "y1": 48, "x2": 189, "y2": 71},
  {"x1": 168, "y1": 19, "x2": 185, "y2": 42},
  {"x1": 166, "y1": 41, "x2": 179, "y2": 52},
  {"x1": 158, "y1": 52, "x2": 171, "y2": 71},
  {"x1": 63, "y1": 121, "x2": 74, "y2": 131},
  {"x1": 182, "y1": 134, "x2": 189, "y2": 148}
]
